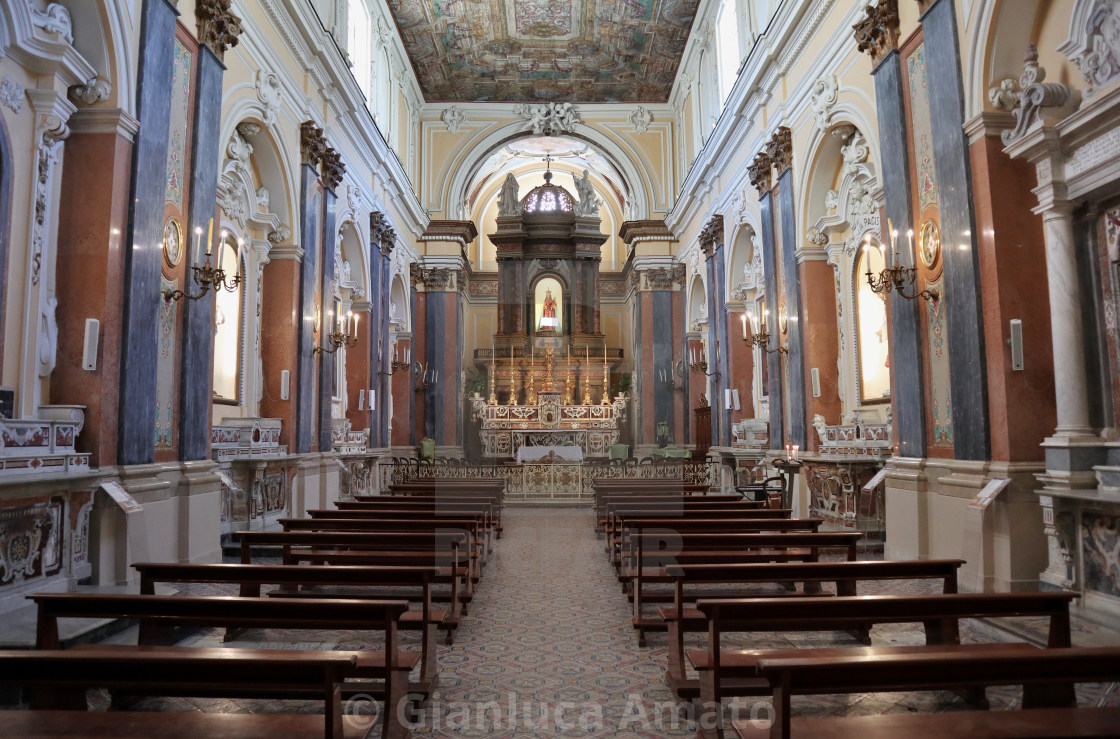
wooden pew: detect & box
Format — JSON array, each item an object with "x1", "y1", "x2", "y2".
[
  {"x1": 306, "y1": 507, "x2": 495, "y2": 555},
  {"x1": 659, "y1": 559, "x2": 967, "y2": 691},
  {"x1": 593, "y1": 482, "x2": 714, "y2": 521},
  {"x1": 731, "y1": 645, "x2": 1120, "y2": 739},
  {"x1": 278, "y1": 517, "x2": 487, "y2": 572},
  {"x1": 235, "y1": 530, "x2": 473, "y2": 616},
  {"x1": 692, "y1": 591, "x2": 1078, "y2": 738},
  {"x1": 607, "y1": 507, "x2": 792, "y2": 563},
  {"x1": 596, "y1": 493, "x2": 746, "y2": 530},
  {"x1": 132, "y1": 562, "x2": 444, "y2": 689},
  {"x1": 0, "y1": 649, "x2": 373, "y2": 739},
  {"x1": 616, "y1": 517, "x2": 815, "y2": 574},
  {"x1": 341, "y1": 496, "x2": 502, "y2": 539},
  {"x1": 28, "y1": 594, "x2": 416, "y2": 739}
]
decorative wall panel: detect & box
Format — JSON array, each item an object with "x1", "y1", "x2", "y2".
[
  {"x1": 165, "y1": 39, "x2": 193, "y2": 213},
  {"x1": 155, "y1": 277, "x2": 179, "y2": 449}
]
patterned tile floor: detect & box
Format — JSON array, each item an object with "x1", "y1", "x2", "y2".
[{"x1": 90, "y1": 507, "x2": 1120, "y2": 737}]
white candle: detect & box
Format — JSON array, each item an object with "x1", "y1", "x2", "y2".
[
  {"x1": 891, "y1": 229, "x2": 899, "y2": 265},
  {"x1": 907, "y1": 229, "x2": 914, "y2": 263},
  {"x1": 351, "y1": 312, "x2": 358, "y2": 338},
  {"x1": 194, "y1": 227, "x2": 202, "y2": 261},
  {"x1": 741, "y1": 313, "x2": 747, "y2": 339}
]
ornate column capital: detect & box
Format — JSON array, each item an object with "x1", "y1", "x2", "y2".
[
  {"x1": 766, "y1": 126, "x2": 793, "y2": 175},
  {"x1": 634, "y1": 264, "x2": 686, "y2": 291},
  {"x1": 698, "y1": 214, "x2": 724, "y2": 258},
  {"x1": 853, "y1": 0, "x2": 900, "y2": 68},
  {"x1": 299, "y1": 121, "x2": 326, "y2": 166},
  {"x1": 370, "y1": 211, "x2": 397, "y2": 256},
  {"x1": 196, "y1": 0, "x2": 243, "y2": 62},
  {"x1": 748, "y1": 151, "x2": 772, "y2": 194},
  {"x1": 320, "y1": 148, "x2": 346, "y2": 191}
]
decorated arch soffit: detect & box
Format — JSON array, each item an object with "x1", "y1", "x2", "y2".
[{"x1": 385, "y1": 0, "x2": 701, "y2": 103}]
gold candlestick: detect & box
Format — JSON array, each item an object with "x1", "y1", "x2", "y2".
[
  {"x1": 508, "y1": 368, "x2": 519, "y2": 406},
  {"x1": 582, "y1": 363, "x2": 592, "y2": 406},
  {"x1": 563, "y1": 352, "x2": 573, "y2": 405},
  {"x1": 601, "y1": 346, "x2": 610, "y2": 404},
  {"x1": 546, "y1": 345, "x2": 554, "y2": 392},
  {"x1": 525, "y1": 365, "x2": 535, "y2": 405}
]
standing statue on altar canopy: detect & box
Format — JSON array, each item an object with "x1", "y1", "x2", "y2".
[
  {"x1": 497, "y1": 173, "x2": 522, "y2": 216},
  {"x1": 573, "y1": 169, "x2": 601, "y2": 216}
]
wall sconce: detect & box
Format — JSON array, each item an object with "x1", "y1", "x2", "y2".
[
  {"x1": 865, "y1": 231, "x2": 940, "y2": 303},
  {"x1": 162, "y1": 227, "x2": 241, "y2": 302},
  {"x1": 744, "y1": 310, "x2": 788, "y2": 355},
  {"x1": 660, "y1": 360, "x2": 686, "y2": 393},
  {"x1": 380, "y1": 346, "x2": 413, "y2": 376},
  {"x1": 314, "y1": 311, "x2": 359, "y2": 355},
  {"x1": 688, "y1": 344, "x2": 721, "y2": 377}
]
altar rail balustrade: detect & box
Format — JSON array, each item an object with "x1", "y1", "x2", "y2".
[{"x1": 377, "y1": 459, "x2": 720, "y2": 502}]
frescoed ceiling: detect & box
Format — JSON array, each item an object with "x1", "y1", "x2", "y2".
[{"x1": 385, "y1": 0, "x2": 701, "y2": 103}]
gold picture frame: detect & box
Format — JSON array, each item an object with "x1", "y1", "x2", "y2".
[
  {"x1": 919, "y1": 219, "x2": 941, "y2": 269},
  {"x1": 163, "y1": 216, "x2": 184, "y2": 268}
]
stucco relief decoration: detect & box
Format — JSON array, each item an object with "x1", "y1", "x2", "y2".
[
  {"x1": 852, "y1": 0, "x2": 900, "y2": 67},
  {"x1": 806, "y1": 227, "x2": 828, "y2": 246},
  {"x1": 422, "y1": 267, "x2": 458, "y2": 292},
  {"x1": 31, "y1": 3, "x2": 73, "y2": 43},
  {"x1": 37, "y1": 295, "x2": 58, "y2": 378},
  {"x1": 0, "y1": 77, "x2": 24, "y2": 113},
  {"x1": 519, "y1": 102, "x2": 581, "y2": 136},
  {"x1": 628, "y1": 105, "x2": 652, "y2": 133},
  {"x1": 1060, "y1": 0, "x2": 1120, "y2": 95},
  {"x1": 196, "y1": 0, "x2": 243, "y2": 62},
  {"x1": 31, "y1": 118, "x2": 67, "y2": 288},
  {"x1": 698, "y1": 214, "x2": 724, "y2": 258},
  {"x1": 810, "y1": 75, "x2": 839, "y2": 130},
  {"x1": 385, "y1": 0, "x2": 699, "y2": 102},
  {"x1": 766, "y1": 126, "x2": 793, "y2": 175},
  {"x1": 370, "y1": 211, "x2": 397, "y2": 255},
  {"x1": 441, "y1": 105, "x2": 467, "y2": 134},
  {"x1": 748, "y1": 151, "x2": 772, "y2": 193},
  {"x1": 988, "y1": 77, "x2": 1021, "y2": 112},
  {"x1": 1003, "y1": 43, "x2": 1080, "y2": 145},
  {"x1": 69, "y1": 77, "x2": 111, "y2": 106},
  {"x1": 256, "y1": 70, "x2": 282, "y2": 126},
  {"x1": 268, "y1": 224, "x2": 291, "y2": 244}
]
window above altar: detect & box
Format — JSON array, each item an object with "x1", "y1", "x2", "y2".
[{"x1": 522, "y1": 182, "x2": 573, "y2": 214}]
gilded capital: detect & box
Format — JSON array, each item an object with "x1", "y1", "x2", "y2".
[{"x1": 748, "y1": 151, "x2": 772, "y2": 194}]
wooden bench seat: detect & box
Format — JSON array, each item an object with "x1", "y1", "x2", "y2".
[
  {"x1": 730, "y1": 646, "x2": 1120, "y2": 739},
  {"x1": 131, "y1": 562, "x2": 446, "y2": 689},
  {"x1": 307, "y1": 508, "x2": 495, "y2": 555},
  {"x1": 731, "y1": 707, "x2": 1120, "y2": 739},
  {"x1": 657, "y1": 560, "x2": 968, "y2": 693},
  {"x1": 0, "y1": 648, "x2": 381, "y2": 739},
  {"x1": 340, "y1": 496, "x2": 502, "y2": 537},
  {"x1": 689, "y1": 591, "x2": 1079, "y2": 737}
]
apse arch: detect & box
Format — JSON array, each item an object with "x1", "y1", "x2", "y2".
[
  {"x1": 442, "y1": 122, "x2": 657, "y2": 222},
  {"x1": 217, "y1": 99, "x2": 298, "y2": 237},
  {"x1": 795, "y1": 100, "x2": 882, "y2": 232},
  {"x1": 389, "y1": 273, "x2": 409, "y2": 332},
  {"x1": 724, "y1": 219, "x2": 760, "y2": 299},
  {"x1": 337, "y1": 219, "x2": 370, "y2": 301},
  {"x1": 688, "y1": 273, "x2": 708, "y2": 330}
]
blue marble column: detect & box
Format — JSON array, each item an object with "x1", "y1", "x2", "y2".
[
  {"x1": 424, "y1": 291, "x2": 446, "y2": 442},
  {"x1": 295, "y1": 165, "x2": 320, "y2": 454},
  {"x1": 652, "y1": 290, "x2": 674, "y2": 442},
  {"x1": 715, "y1": 244, "x2": 731, "y2": 446},
  {"x1": 409, "y1": 284, "x2": 417, "y2": 446},
  {"x1": 634, "y1": 294, "x2": 644, "y2": 444},
  {"x1": 380, "y1": 252, "x2": 391, "y2": 444},
  {"x1": 873, "y1": 50, "x2": 927, "y2": 458},
  {"x1": 365, "y1": 245, "x2": 381, "y2": 448},
  {"x1": 777, "y1": 170, "x2": 806, "y2": 448},
  {"x1": 758, "y1": 192, "x2": 784, "y2": 450},
  {"x1": 118, "y1": 0, "x2": 179, "y2": 466},
  {"x1": 316, "y1": 188, "x2": 338, "y2": 451},
  {"x1": 921, "y1": 0, "x2": 990, "y2": 460},
  {"x1": 680, "y1": 293, "x2": 690, "y2": 443},
  {"x1": 705, "y1": 255, "x2": 720, "y2": 446},
  {"x1": 177, "y1": 44, "x2": 224, "y2": 461}
]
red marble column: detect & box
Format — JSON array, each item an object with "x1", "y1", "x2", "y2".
[
  {"x1": 345, "y1": 308, "x2": 372, "y2": 433},
  {"x1": 687, "y1": 337, "x2": 706, "y2": 442},
  {"x1": 671, "y1": 291, "x2": 687, "y2": 443},
  {"x1": 971, "y1": 135, "x2": 1056, "y2": 461},
  {"x1": 729, "y1": 312, "x2": 755, "y2": 436},
  {"x1": 799, "y1": 260, "x2": 841, "y2": 451},
  {"x1": 413, "y1": 293, "x2": 428, "y2": 443},
  {"x1": 259, "y1": 257, "x2": 301, "y2": 449},
  {"x1": 391, "y1": 337, "x2": 412, "y2": 447},
  {"x1": 639, "y1": 291, "x2": 655, "y2": 444},
  {"x1": 53, "y1": 129, "x2": 133, "y2": 467}
]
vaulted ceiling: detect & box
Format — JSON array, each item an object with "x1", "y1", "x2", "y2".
[{"x1": 385, "y1": 0, "x2": 700, "y2": 103}]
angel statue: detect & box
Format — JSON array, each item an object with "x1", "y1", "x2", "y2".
[
  {"x1": 573, "y1": 169, "x2": 601, "y2": 216},
  {"x1": 497, "y1": 173, "x2": 522, "y2": 217}
]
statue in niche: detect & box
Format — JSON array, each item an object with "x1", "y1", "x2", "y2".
[
  {"x1": 538, "y1": 289, "x2": 558, "y2": 331},
  {"x1": 497, "y1": 173, "x2": 522, "y2": 216}
]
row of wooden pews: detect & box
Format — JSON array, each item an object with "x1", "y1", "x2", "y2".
[
  {"x1": 593, "y1": 478, "x2": 1120, "y2": 739},
  {"x1": 2, "y1": 477, "x2": 505, "y2": 739}
]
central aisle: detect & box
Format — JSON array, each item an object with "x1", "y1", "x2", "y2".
[{"x1": 411, "y1": 506, "x2": 695, "y2": 738}]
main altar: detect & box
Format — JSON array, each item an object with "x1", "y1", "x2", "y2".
[{"x1": 469, "y1": 161, "x2": 628, "y2": 460}]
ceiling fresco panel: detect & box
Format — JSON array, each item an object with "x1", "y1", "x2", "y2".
[{"x1": 386, "y1": 0, "x2": 700, "y2": 103}]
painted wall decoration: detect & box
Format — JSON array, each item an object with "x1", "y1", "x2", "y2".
[
  {"x1": 155, "y1": 277, "x2": 179, "y2": 449},
  {"x1": 926, "y1": 280, "x2": 953, "y2": 446},
  {"x1": 906, "y1": 43, "x2": 939, "y2": 212},
  {"x1": 385, "y1": 0, "x2": 700, "y2": 102},
  {"x1": 165, "y1": 39, "x2": 193, "y2": 212},
  {"x1": 1083, "y1": 511, "x2": 1120, "y2": 598}
]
